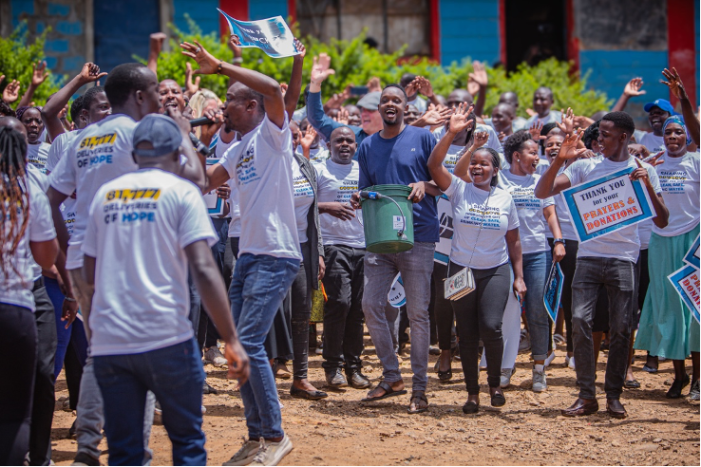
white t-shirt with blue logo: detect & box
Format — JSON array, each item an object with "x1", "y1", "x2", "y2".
[
  {"x1": 292, "y1": 158, "x2": 315, "y2": 243},
  {"x1": 315, "y1": 159, "x2": 365, "y2": 248},
  {"x1": 49, "y1": 114, "x2": 138, "y2": 269},
  {"x1": 653, "y1": 151, "x2": 700, "y2": 237}
]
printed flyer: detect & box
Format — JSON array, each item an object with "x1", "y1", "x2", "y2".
[{"x1": 217, "y1": 9, "x2": 300, "y2": 58}]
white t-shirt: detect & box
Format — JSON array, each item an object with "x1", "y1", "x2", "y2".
[
  {"x1": 442, "y1": 145, "x2": 470, "y2": 174},
  {"x1": 211, "y1": 132, "x2": 243, "y2": 238},
  {"x1": 499, "y1": 170, "x2": 554, "y2": 254},
  {"x1": 653, "y1": 151, "x2": 700, "y2": 237},
  {"x1": 433, "y1": 124, "x2": 503, "y2": 154},
  {"x1": 82, "y1": 169, "x2": 217, "y2": 356},
  {"x1": 443, "y1": 175, "x2": 519, "y2": 270},
  {"x1": 550, "y1": 166, "x2": 578, "y2": 241},
  {"x1": 25, "y1": 164, "x2": 50, "y2": 280},
  {"x1": 526, "y1": 110, "x2": 562, "y2": 128},
  {"x1": 638, "y1": 219, "x2": 653, "y2": 250},
  {"x1": 27, "y1": 142, "x2": 51, "y2": 174},
  {"x1": 0, "y1": 181, "x2": 56, "y2": 311},
  {"x1": 49, "y1": 114, "x2": 139, "y2": 269},
  {"x1": 45, "y1": 130, "x2": 80, "y2": 238},
  {"x1": 315, "y1": 159, "x2": 365, "y2": 248},
  {"x1": 296, "y1": 146, "x2": 329, "y2": 166},
  {"x1": 292, "y1": 158, "x2": 315, "y2": 243},
  {"x1": 634, "y1": 130, "x2": 665, "y2": 153},
  {"x1": 563, "y1": 157, "x2": 661, "y2": 262},
  {"x1": 218, "y1": 115, "x2": 301, "y2": 260}
]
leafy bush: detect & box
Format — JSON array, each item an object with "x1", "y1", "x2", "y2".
[
  {"x1": 142, "y1": 16, "x2": 612, "y2": 117},
  {"x1": 0, "y1": 22, "x2": 64, "y2": 107}
]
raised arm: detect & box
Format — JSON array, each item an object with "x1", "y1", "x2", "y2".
[
  {"x1": 611, "y1": 77, "x2": 646, "y2": 113},
  {"x1": 147, "y1": 33, "x2": 167, "y2": 75},
  {"x1": 534, "y1": 131, "x2": 586, "y2": 198},
  {"x1": 662, "y1": 67, "x2": 699, "y2": 147},
  {"x1": 307, "y1": 54, "x2": 346, "y2": 141},
  {"x1": 284, "y1": 39, "x2": 306, "y2": 119},
  {"x1": 453, "y1": 130, "x2": 488, "y2": 181},
  {"x1": 18, "y1": 61, "x2": 48, "y2": 108},
  {"x1": 181, "y1": 40, "x2": 286, "y2": 128},
  {"x1": 41, "y1": 63, "x2": 106, "y2": 140},
  {"x1": 468, "y1": 61, "x2": 488, "y2": 117},
  {"x1": 428, "y1": 103, "x2": 474, "y2": 191}
]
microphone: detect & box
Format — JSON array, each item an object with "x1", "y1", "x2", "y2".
[
  {"x1": 189, "y1": 117, "x2": 215, "y2": 127},
  {"x1": 189, "y1": 133, "x2": 210, "y2": 157}
]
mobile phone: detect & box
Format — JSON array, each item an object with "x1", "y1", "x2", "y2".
[{"x1": 350, "y1": 86, "x2": 369, "y2": 96}]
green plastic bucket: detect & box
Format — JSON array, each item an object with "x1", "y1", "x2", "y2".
[{"x1": 360, "y1": 184, "x2": 414, "y2": 253}]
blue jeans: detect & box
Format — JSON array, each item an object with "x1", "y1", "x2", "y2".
[
  {"x1": 94, "y1": 339, "x2": 205, "y2": 466},
  {"x1": 522, "y1": 251, "x2": 552, "y2": 361},
  {"x1": 45, "y1": 276, "x2": 73, "y2": 380},
  {"x1": 362, "y1": 242, "x2": 435, "y2": 391},
  {"x1": 229, "y1": 253, "x2": 299, "y2": 440}
]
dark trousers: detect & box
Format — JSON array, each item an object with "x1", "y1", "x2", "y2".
[
  {"x1": 571, "y1": 257, "x2": 635, "y2": 400},
  {"x1": 321, "y1": 245, "x2": 366, "y2": 373},
  {"x1": 449, "y1": 262, "x2": 510, "y2": 395},
  {"x1": 291, "y1": 242, "x2": 313, "y2": 380},
  {"x1": 197, "y1": 218, "x2": 229, "y2": 351},
  {"x1": 432, "y1": 262, "x2": 456, "y2": 350},
  {"x1": 30, "y1": 285, "x2": 57, "y2": 466},
  {"x1": 0, "y1": 303, "x2": 37, "y2": 465}
]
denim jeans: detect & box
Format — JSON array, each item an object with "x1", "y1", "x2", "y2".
[
  {"x1": 94, "y1": 339, "x2": 202, "y2": 466},
  {"x1": 571, "y1": 257, "x2": 635, "y2": 400},
  {"x1": 362, "y1": 242, "x2": 435, "y2": 392},
  {"x1": 229, "y1": 253, "x2": 299, "y2": 440},
  {"x1": 522, "y1": 251, "x2": 552, "y2": 361}
]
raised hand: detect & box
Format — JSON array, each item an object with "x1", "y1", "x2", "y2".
[
  {"x1": 279, "y1": 82, "x2": 288, "y2": 97},
  {"x1": 416, "y1": 76, "x2": 435, "y2": 98},
  {"x1": 367, "y1": 77, "x2": 382, "y2": 93},
  {"x1": 180, "y1": 40, "x2": 220, "y2": 75},
  {"x1": 528, "y1": 121, "x2": 545, "y2": 141},
  {"x1": 643, "y1": 151, "x2": 665, "y2": 167},
  {"x1": 573, "y1": 115, "x2": 594, "y2": 129},
  {"x1": 472, "y1": 131, "x2": 489, "y2": 149},
  {"x1": 417, "y1": 103, "x2": 452, "y2": 127},
  {"x1": 31, "y1": 61, "x2": 48, "y2": 87},
  {"x1": 333, "y1": 107, "x2": 350, "y2": 125},
  {"x1": 405, "y1": 78, "x2": 420, "y2": 98},
  {"x1": 557, "y1": 130, "x2": 588, "y2": 160},
  {"x1": 447, "y1": 102, "x2": 474, "y2": 134},
  {"x1": 293, "y1": 38, "x2": 306, "y2": 58},
  {"x1": 326, "y1": 85, "x2": 351, "y2": 110},
  {"x1": 150, "y1": 32, "x2": 167, "y2": 52},
  {"x1": 300, "y1": 125, "x2": 318, "y2": 151},
  {"x1": 185, "y1": 62, "x2": 201, "y2": 96},
  {"x1": 661, "y1": 67, "x2": 687, "y2": 100},
  {"x1": 468, "y1": 61, "x2": 488, "y2": 89},
  {"x1": 228, "y1": 34, "x2": 242, "y2": 55},
  {"x1": 78, "y1": 62, "x2": 107, "y2": 83},
  {"x1": 310, "y1": 53, "x2": 335, "y2": 84},
  {"x1": 623, "y1": 77, "x2": 646, "y2": 97},
  {"x1": 556, "y1": 107, "x2": 575, "y2": 135},
  {"x1": 2, "y1": 80, "x2": 20, "y2": 103}
]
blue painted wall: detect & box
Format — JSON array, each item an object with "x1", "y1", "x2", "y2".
[
  {"x1": 173, "y1": 0, "x2": 219, "y2": 35},
  {"x1": 249, "y1": 0, "x2": 288, "y2": 21},
  {"x1": 439, "y1": 0, "x2": 500, "y2": 66}
]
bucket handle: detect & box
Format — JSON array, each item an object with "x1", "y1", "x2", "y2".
[{"x1": 359, "y1": 191, "x2": 407, "y2": 238}]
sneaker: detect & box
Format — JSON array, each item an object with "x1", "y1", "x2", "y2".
[
  {"x1": 325, "y1": 368, "x2": 348, "y2": 388},
  {"x1": 250, "y1": 435, "x2": 293, "y2": 466},
  {"x1": 429, "y1": 345, "x2": 441, "y2": 356},
  {"x1": 544, "y1": 351, "x2": 556, "y2": 368},
  {"x1": 72, "y1": 452, "x2": 100, "y2": 466},
  {"x1": 532, "y1": 368, "x2": 547, "y2": 392},
  {"x1": 689, "y1": 380, "x2": 700, "y2": 401},
  {"x1": 500, "y1": 367, "x2": 515, "y2": 388},
  {"x1": 223, "y1": 438, "x2": 261, "y2": 466},
  {"x1": 204, "y1": 346, "x2": 228, "y2": 367},
  {"x1": 518, "y1": 330, "x2": 531, "y2": 354},
  {"x1": 566, "y1": 355, "x2": 575, "y2": 370}
]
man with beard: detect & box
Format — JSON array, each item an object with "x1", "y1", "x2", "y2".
[{"x1": 351, "y1": 84, "x2": 440, "y2": 414}]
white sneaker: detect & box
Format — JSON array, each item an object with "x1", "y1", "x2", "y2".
[
  {"x1": 250, "y1": 435, "x2": 293, "y2": 466},
  {"x1": 532, "y1": 368, "x2": 547, "y2": 392},
  {"x1": 204, "y1": 346, "x2": 228, "y2": 367},
  {"x1": 500, "y1": 367, "x2": 515, "y2": 388},
  {"x1": 566, "y1": 355, "x2": 576, "y2": 370},
  {"x1": 223, "y1": 438, "x2": 261, "y2": 466},
  {"x1": 544, "y1": 351, "x2": 556, "y2": 368}
]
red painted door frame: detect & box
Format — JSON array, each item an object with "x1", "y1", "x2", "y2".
[
  {"x1": 565, "y1": 0, "x2": 579, "y2": 73},
  {"x1": 667, "y1": 0, "x2": 697, "y2": 107},
  {"x1": 429, "y1": 0, "x2": 441, "y2": 62},
  {"x1": 219, "y1": 0, "x2": 248, "y2": 36},
  {"x1": 498, "y1": 0, "x2": 507, "y2": 66}
]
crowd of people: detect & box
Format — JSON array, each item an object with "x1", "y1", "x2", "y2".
[{"x1": 0, "y1": 31, "x2": 699, "y2": 466}]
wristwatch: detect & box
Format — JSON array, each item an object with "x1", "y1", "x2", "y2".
[{"x1": 553, "y1": 238, "x2": 566, "y2": 246}]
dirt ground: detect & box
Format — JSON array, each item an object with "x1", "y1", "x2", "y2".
[{"x1": 51, "y1": 332, "x2": 700, "y2": 466}]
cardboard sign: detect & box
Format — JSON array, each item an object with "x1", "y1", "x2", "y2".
[
  {"x1": 683, "y1": 234, "x2": 700, "y2": 270},
  {"x1": 217, "y1": 10, "x2": 301, "y2": 58},
  {"x1": 668, "y1": 265, "x2": 700, "y2": 324},
  {"x1": 387, "y1": 273, "x2": 406, "y2": 308},
  {"x1": 561, "y1": 166, "x2": 656, "y2": 243},
  {"x1": 543, "y1": 262, "x2": 564, "y2": 323},
  {"x1": 435, "y1": 195, "x2": 452, "y2": 265}
]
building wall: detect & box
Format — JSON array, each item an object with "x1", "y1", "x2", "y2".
[
  {"x1": 438, "y1": 0, "x2": 500, "y2": 66},
  {"x1": 173, "y1": 0, "x2": 219, "y2": 35}
]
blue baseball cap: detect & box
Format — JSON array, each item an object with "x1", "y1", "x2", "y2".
[
  {"x1": 132, "y1": 114, "x2": 182, "y2": 157},
  {"x1": 643, "y1": 99, "x2": 676, "y2": 114}
]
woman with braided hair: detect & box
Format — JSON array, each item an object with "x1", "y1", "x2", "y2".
[{"x1": 0, "y1": 126, "x2": 58, "y2": 465}]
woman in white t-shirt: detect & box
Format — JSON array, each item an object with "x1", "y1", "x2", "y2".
[
  {"x1": 428, "y1": 104, "x2": 526, "y2": 414},
  {"x1": 0, "y1": 128, "x2": 58, "y2": 465},
  {"x1": 635, "y1": 116, "x2": 700, "y2": 400},
  {"x1": 500, "y1": 130, "x2": 565, "y2": 393}
]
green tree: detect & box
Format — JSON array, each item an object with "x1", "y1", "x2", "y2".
[{"x1": 0, "y1": 22, "x2": 64, "y2": 107}]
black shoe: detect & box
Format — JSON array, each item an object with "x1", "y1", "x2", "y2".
[
  {"x1": 462, "y1": 400, "x2": 479, "y2": 414},
  {"x1": 325, "y1": 368, "x2": 348, "y2": 387},
  {"x1": 68, "y1": 419, "x2": 77, "y2": 439},
  {"x1": 438, "y1": 368, "x2": 452, "y2": 382},
  {"x1": 290, "y1": 385, "x2": 328, "y2": 400},
  {"x1": 666, "y1": 373, "x2": 690, "y2": 399},
  {"x1": 347, "y1": 370, "x2": 371, "y2": 389},
  {"x1": 203, "y1": 381, "x2": 219, "y2": 395},
  {"x1": 490, "y1": 388, "x2": 506, "y2": 407},
  {"x1": 73, "y1": 452, "x2": 100, "y2": 466}
]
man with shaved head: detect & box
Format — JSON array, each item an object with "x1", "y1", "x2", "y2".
[{"x1": 526, "y1": 86, "x2": 562, "y2": 128}]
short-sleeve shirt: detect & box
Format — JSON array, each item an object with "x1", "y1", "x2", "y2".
[
  {"x1": 27, "y1": 142, "x2": 51, "y2": 174},
  {"x1": 499, "y1": 170, "x2": 554, "y2": 254},
  {"x1": 358, "y1": 125, "x2": 439, "y2": 243},
  {"x1": 82, "y1": 169, "x2": 217, "y2": 356},
  {"x1": 292, "y1": 158, "x2": 315, "y2": 243},
  {"x1": 218, "y1": 115, "x2": 301, "y2": 260},
  {"x1": 653, "y1": 151, "x2": 700, "y2": 237},
  {"x1": 0, "y1": 181, "x2": 56, "y2": 311},
  {"x1": 563, "y1": 156, "x2": 661, "y2": 262},
  {"x1": 443, "y1": 175, "x2": 519, "y2": 270},
  {"x1": 315, "y1": 159, "x2": 365, "y2": 248},
  {"x1": 49, "y1": 114, "x2": 139, "y2": 269},
  {"x1": 634, "y1": 130, "x2": 665, "y2": 153}
]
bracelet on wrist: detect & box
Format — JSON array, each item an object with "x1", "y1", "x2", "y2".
[
  {"x1": 64, "y1": 297, "x2": 77, "y2": 303},
  {"x1": 216, "y1": 61, "x2": 223, "y2": 73}
]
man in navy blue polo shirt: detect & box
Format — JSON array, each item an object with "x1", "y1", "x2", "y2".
[{"x1": 352, "y1": 84, "x2": 440, "y2": 414}]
